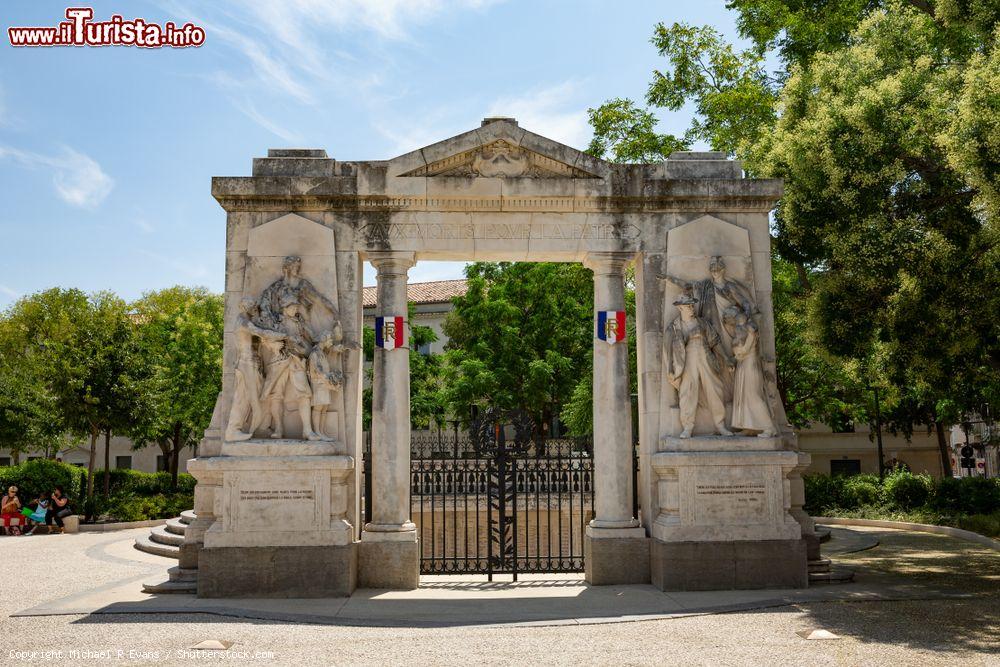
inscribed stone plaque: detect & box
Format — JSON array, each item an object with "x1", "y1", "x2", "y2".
[
  {"x1": 233, "y1": 472, "x2": 318, "y2": 532},
  {"x1": 692, "y1": 468, "x2": 769, "y2": 525}
]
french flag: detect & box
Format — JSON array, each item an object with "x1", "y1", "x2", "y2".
[
  {"x1": 375, "y1": 315, "x2": 407, "y2": 350},
  {"x1": 596, "y1": 310, "x2": 626, "y2": 345}
]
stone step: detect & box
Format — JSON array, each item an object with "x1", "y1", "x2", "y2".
[
  {"x1": 165, "y1": 517, "x2": 187, "y2": 536},
  {"x1": 179, "y1": 510, "x2": 197, "y2": 525},
  {"x1": 134, "y1": 533, "x2": 180, "y2": 559},
  {"x1": 150, "y1": 525, "x2": 184, "y2": 547},
  {"x1": 815, "y1": 526, "x2": 832, "y2": 543},
  {"x1": 808, "y1": 557, "x2": 832, "y2": 573},
  {"x1": 168, "y1": 566, "x2": 198, "y2": 582},
  {"x1": 142, "y1": 578, "x2": 196, "y2": 594},
  {"x1": 809, "y1": 568, "x2": 855, "y2": 585}
]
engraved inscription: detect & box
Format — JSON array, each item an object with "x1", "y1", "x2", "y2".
[
  {"x1": 239, "y1": 489, "x2": 315, "y2": 502},
  {"x1": 692, "y1": 473, "x2": 770, "y2": 524},
  {"x1": 361, "y1": 221, "x2": 641, "y2": 244}
]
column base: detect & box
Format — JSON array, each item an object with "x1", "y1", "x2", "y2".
[
  {"x1": 358, "y1": 531, "x2": 419, "y2": 590},
  {"x1": 198, "y1": 544, "x2": 357, "y2": 598},
  {"x1": 650, "y1": 538, "x2": 808, "y2": 591},
  {"x1": 584, "y1": 527, "x2": 650, "y2": 585}
]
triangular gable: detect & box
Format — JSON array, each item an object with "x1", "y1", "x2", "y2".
[{"x1": 388, "y1": 118, "x2": 609, "y2": 179}]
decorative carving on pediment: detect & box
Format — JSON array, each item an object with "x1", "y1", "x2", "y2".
[{"x1": 401, "y1": 140, "x2": 597, "y2": 178}]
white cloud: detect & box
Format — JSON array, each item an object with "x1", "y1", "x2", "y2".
[
  {"x1": 0, "y1": 284, "x2": 20, "y2": 300},
  {"x1": 137, "y1": 249, "x2": 212, "y2": 281},
  {"x1": 486, "y1": 81, "x2": 591, "y2": 148},
  {"x1": 236, "y1": 99, "x2": 304, "y2": 144},
  {"x1": 0, "y1": 145, "x2": 114, "y2": 208}
]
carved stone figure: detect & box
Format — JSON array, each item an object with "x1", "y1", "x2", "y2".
[
  {"x1": 659, "y1": 256, "x2": 755, "y2": 400},
  {"x1": 257, "y1": 255, "x2": 339, "y2": 331},
  {"x1": 723, "y1": 306, "x2": 777, "y2": 437},
  {"x1": 224, "y1": 298, "x2": 287, "y2": 441},
  {"x1": 308, "y1": 326, "x2": 347, "y2": 441},
  {"x1": 258, "y1": 301, "x2": 321, "y2": 440},
  {"x1": 665, "y1": 295, "x2": 734, "y2": 439}
]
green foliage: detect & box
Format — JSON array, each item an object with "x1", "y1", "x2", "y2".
[
  {"x1": 129, "y1": 287, "x2": 223, "y2": 486},
  {"x1": 88, "y1": 469, "x2": 196, "y2": 496},
  {"x1": 586, "y1": 98, "x2": 687, "y2": 162},
  {"x1": 932, "y1": 475, "x2": 1000, "y2": 514},
  {"x1": 442, "y1": 262, "x2": 593, "y2": 431},
  {"x1": 0, "y1": 459, "x2": 84, "y2": 505},
  {"x1": 101, "y1": 492, "x2": 193, "y2": 523},
  {"x1": 882, "y1": 470, "x2": 934, "y2": 509}
]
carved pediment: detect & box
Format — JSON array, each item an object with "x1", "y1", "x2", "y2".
[{"x1": 401, "y1": 140, "x2": 598, "y2": 179}]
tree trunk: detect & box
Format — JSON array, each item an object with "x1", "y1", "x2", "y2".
[
  {"x1": 170, "y1": 422, "x2": 182, "y2": 490},
  {"x1": 12, "y1": 450, "x2": 20, "y2": 465},
  {"x1": 86, "y1": 425, "x2": 98, "y2": 520},
  {"x1": 103, "y1": 429, "x2": 112, "y2": 498},
  {"x1": 935, "y1": 421, "x2": 953, "y2": 478}
]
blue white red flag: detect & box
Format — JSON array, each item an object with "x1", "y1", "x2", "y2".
[
  {"x1": 375, "y1": 315, "x2": 406, "y2": 349},
  {"x1": 596, "y1": 310, "x2": 626, "y2": 344}
]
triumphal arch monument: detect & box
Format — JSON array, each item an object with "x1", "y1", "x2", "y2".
[{"x1": 185, "y1": 117, "x2": 815, "y2": 596}]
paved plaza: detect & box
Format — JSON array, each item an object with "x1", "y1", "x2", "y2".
[{"x1": 1, "y1": 525, "x2": 996, "y2": 665}]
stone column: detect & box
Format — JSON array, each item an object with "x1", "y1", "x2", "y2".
[
  {"x1": 583, "y1": 252, "x2": 649, "y2": 585},
  {"x1": 359, "y1": 251, "x2": 419, "y2": 589}
]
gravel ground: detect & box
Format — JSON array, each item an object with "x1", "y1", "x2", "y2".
[{"x1": 0, "y1": 527, "x2": 996, "y2": 666}]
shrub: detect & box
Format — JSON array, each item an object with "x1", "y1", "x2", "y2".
[
  {"x1": 933, "y1": 476, "x2": 1000, "y2": 514},
  {"x1": 103, "y1": 492, "x2": 194, "y2": 522},
  {"x1": 803, "y1": 474, "x2": 846, "y2": 513},
  {"x1": 843, "y1": 476, "x2": 881, "y2": 508},
  {"x1": 0, "y1": 459, "x2": 85, "y2": 506},
  {"x1": 882, "y1": 470, "x2": 932, "y2": 510},
  {"x1": 85, "y1": 469, "x2": 196, "y2": 496}
]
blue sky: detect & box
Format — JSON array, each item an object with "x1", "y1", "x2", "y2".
[{"x1": 0, "y1": 1, "x2": 746, "y2": 307}]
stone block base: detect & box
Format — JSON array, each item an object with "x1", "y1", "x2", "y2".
[
  {"x1": 198, "y1": 544, "x2": 356, "y2": 598},
  {"x1": 358, "y1": 539, "x2": 419, "y2": 590},
  {"x1": 585, "y1": 534, "x2": 650, "y2": 585},
  {"x1": 178, "y1": 542, "x2": 199, "y2": 570},
  {"x1": 651, "y1": 538, "x2": 807, "y2": 591}
]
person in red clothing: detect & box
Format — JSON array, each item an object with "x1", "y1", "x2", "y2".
[{"x1": 1, "y1": 486, "x2": 23, "y2": 536}]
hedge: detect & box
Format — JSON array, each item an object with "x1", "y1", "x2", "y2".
[
  {"x1": 805, "y1": 470, "x2": 1000, "y2": 515},
  {"x1": 0, "y1": 459, "x2": 86, "y2": 504},
  {"x1": 0, "y1": 460, "x2": 195, "y2": 522}
]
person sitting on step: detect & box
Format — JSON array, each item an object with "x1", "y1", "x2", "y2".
[
  {"x1": 45, "y1": 487, "x2": 72, "y2": 534},
  {"x1": 1, "y1": 486, "x2": 22, "y2": 536}
]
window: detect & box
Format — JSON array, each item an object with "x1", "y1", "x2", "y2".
[
  {"x1": 27, "y1": 456, "x2": 40, "y2": 461},
  {"x1": 830, "y1": 459, "x2": 861, "y2": 476},
  {"x1": 115, "y1": 456, "x2": 133, "y2": 470},
  {"x1": 0, "y1": 457, "x2": 10, "y2": 467},
  {"x1": 418, "y1": 341, "x2": 432, "y2": 355}
]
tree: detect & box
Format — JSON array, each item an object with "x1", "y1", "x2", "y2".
[
  {"x1": 587, "y1": 2, "x2": 1000, "y2": 476},
  {"x1": 1, "y1": 289, "x2": 137, "y2": 513},
  {"x1": 130, "y1": 287, "x2": 223, "y2": 489},
  {"x1": 441, "y1": 262, "x2": 593, "y2": 434},
  {"x1": 0, "y1": 320, "x2": 63, "y2": 464}
]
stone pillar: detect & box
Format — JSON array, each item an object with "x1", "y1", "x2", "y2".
[
  {"x1": 583, "y1": 252, "x2": 649, "y2": 585},
  {"x1": 359, "y1": 251, "x2": 419, "y2": 589}
]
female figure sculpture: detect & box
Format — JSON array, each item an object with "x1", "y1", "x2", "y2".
[{"x1": 723, "y1": 306, "x2": 777, "y2": 437}]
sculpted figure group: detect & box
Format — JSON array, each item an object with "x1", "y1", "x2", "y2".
[
  {"x1": 225, "y1": 256, "x2": 351, "y2": 442},
  {"x1": 661, "y1": 256, "x2": 777, "y2": 439}
]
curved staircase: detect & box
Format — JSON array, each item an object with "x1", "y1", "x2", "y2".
[
  {"x1": 808, "y1": 524, "x2": 855, "y2": 585},
  {"x1": 135, "y1": 510, "x2": 198, "y2": 594}
]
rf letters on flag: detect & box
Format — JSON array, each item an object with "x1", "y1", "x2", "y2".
[
  {"x1": 375, "y1": 315, "x2": 407, "y2": 349},
  {"x1": 597, "y1": 310, "x2": 626, "y2": 345}
]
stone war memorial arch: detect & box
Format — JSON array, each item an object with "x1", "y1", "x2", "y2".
[{"x1": 185, "y1": 117, "x2": 816, "y2": 597}]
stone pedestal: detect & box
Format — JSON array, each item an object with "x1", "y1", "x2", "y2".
[
  {"x1": 189, "y1": 442, "x2": 356, "y2": 598},
  {"x1": 358, "y1": 533, "x2": 419, "y2": 590},
  {"x1": 585, "y1": 526, "x2": 650, "y2": 585},
  {"x1": 649, "y1": 439, "x2": 807, "y2": 590}
]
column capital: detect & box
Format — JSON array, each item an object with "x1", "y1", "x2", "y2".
[
  {"x1": 368, "y1": 251, "x2": 416, "y2": 274},
  {"x1": 583, "y1": 251, "x2": 634, "y2": 275}
]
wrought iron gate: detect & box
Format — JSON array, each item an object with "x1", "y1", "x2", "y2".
[{"x1": 410, "y1": 409, "x2": 594, "y2": 580}]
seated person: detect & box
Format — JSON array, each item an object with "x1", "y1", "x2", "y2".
[
  {"x1": 45, "y1": 487, "x2": 72, "y2": 534},
  {"x1": 1, "y1": 486, "x2": 22, "y2": 536},
  {"x1": 23, "y1": 493, "x2": 49, "y2": 536}
]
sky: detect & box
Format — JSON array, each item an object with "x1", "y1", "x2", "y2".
[{"x1": 0, "y1": 1, "x2": 748, "y2": 308}]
